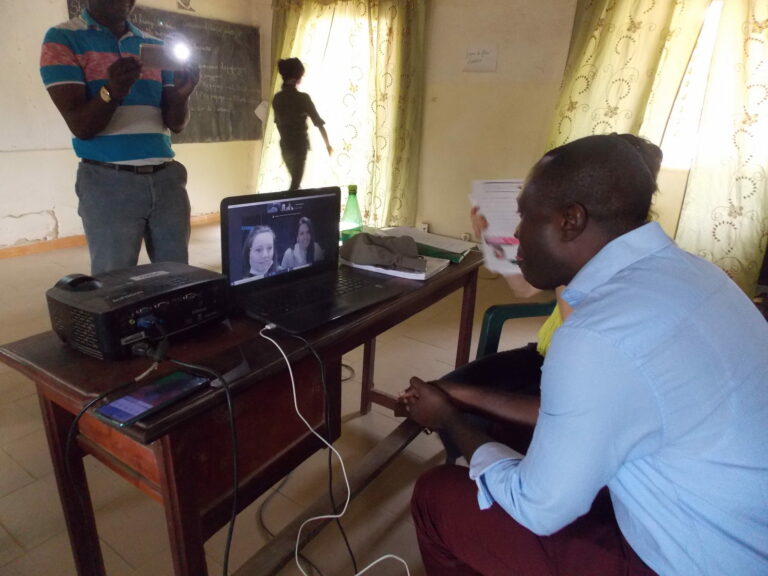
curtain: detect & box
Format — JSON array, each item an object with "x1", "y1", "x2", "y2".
[
  {"x1": 547, "y1": 0, "x2": 708, "y2": 148},
  {"x1": 549, "y1": 0, "x2": 768, "y2": 295},
  {"x1": 674, "y1": 1, "x2": 768, "y2": 295},
  {"x1": 258, "y1": 0, "x2": 427, "y2": 228}
]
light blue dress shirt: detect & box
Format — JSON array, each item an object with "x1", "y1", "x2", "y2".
[{"x1": 469, "y1": 222, "x2": 768, "y2": 576}]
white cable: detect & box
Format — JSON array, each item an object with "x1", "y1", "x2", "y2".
[
  {"x1": 259, "y1": 327, "x2": 410, "y2": 576},
  {"x1": 134, "y1": 361, "x2": 158, "y2": 382}
]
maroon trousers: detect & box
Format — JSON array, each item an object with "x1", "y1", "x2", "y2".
[{"x1": 411, "y1": 465, "x2": 658, "y2": 576}]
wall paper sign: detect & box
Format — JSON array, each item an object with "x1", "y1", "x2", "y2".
[{"x1": 464, "y1": 44, "x2": 497, "y2": 73}]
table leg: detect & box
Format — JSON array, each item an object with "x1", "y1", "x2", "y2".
[
  {"x1": 156, "y1": 436, "x2": 209, "y2": 576},
  {"x1": 38, "y1": 394, "x2": 106, "y2": 576},
  {"x1": 359, "y1": 338, "x2": 376, "y2": 415},
  {"x1": 455, "y1": 268, "x2": 478, "y2": 368}
]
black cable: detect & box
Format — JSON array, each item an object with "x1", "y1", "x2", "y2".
[
  {"x1": 169, "y1": 357, "x2": 238, "y2": 576},
  {"x1": 284, "y1": 331, "x2": 359, "y2": 574},
  {"x1": 64, "y1": 376, "x2": 146, "y2": 522},
  {"x1": 64, "y1": 313, "x2": 238, "y2": 576},
  {"x1": 341, "y1": 362, "x2": 355, "y2": 382},
  {"x1": 255, "y1": 473, "x2": 326, "y2": 576},
  {"x1": 138, "y1": 316, "x2": 239, "y2": 576},
  {"x1": 64, "y1": 324, "x2": 164, "y2": 515}
]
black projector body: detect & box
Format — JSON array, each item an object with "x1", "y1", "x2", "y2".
[{"x1": 47, "y1": 262, "x2": 228, "y2": 360}]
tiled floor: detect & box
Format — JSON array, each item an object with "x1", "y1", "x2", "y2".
[{"x1": 0, "y1": 224, "x2": 548, "y2": 576}]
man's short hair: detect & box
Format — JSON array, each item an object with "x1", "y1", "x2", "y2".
[{"x1": 531, "y1": 134, "x2": 661, "y2": 235}]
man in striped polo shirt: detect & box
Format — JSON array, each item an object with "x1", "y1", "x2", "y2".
[{"x1": 40, "y1": 0, "x2": 200, "y2": 275}]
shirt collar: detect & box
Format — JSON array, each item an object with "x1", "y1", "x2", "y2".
[
  {"x1": 80, "y1": 9, "x2": 145, "y2": 39},
  {"x1": 562, "y1": 222, "x2": 673, "y2": 307}
]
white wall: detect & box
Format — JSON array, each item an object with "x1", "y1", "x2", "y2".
[
  {"x1": 418, "y1": 0, "x2": 577, "y2": 239},
  {"x1": 1, "y1": 0, "x2": 574, "y2": 248},
  {"x1": 0, "y1": 0, "x2": 271, "y2": 247}
]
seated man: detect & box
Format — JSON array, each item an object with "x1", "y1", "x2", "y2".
[
  {"x1": 438, "y1": 133, "x2": 661, "y2": 458},
  {"x1": 400, "y1": 134, "x2": 768, "y2": 576}
]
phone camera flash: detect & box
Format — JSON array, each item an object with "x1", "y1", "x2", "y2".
[{"x1": 172, "y1": 42, "x2": 191, "y2": 62}]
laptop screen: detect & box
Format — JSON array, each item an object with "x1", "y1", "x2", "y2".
[{"x1": 220, "y1": 187, "x2": 341, "y2": 290}]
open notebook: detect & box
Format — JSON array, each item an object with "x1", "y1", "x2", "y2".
[{"x1": 220, "y1": 187, "x2": 406, "y2": 333}]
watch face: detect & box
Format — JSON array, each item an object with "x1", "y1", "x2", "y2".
[{"x1": 99, "y1": 85, "x2": 111, "y2": 103}]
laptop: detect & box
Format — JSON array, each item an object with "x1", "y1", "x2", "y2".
[{"x1": 221, "y1": 187, "x2": 407, "y2": 333}]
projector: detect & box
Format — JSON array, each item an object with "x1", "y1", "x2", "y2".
[{"x1": 47, "y1": 262, "x2": 228, "y2": 360}]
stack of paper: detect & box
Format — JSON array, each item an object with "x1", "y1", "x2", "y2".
[
  {"x1": 341, "y1": 255, "x2": 450, "y2": 281},
  {"x1": 378, "y1": 227, "x2": 475, "y2": 263}
]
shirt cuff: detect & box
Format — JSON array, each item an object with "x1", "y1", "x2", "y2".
[{"x1": 469, "y1": 442, "x2": 522, "y2": 509}]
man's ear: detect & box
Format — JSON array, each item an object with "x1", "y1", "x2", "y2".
[{"x1": 560, "y1": 202, "x2": 587, "y2": 241}]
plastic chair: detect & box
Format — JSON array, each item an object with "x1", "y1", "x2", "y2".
[
  {"x1": 442, "y1": 299, "x2": 557, "y2": 465},
  {"x1": 475, "y1": 300, "x2": 557, "y2": 359}
]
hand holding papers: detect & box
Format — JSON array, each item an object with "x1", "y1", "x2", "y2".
[{"x1": 470, "y1": 180, "x2": 524, "y2": 275}]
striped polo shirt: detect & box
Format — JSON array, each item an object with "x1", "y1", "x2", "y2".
[{"x1": 40, "y1": 10, "x2": 175, "y2": 165}]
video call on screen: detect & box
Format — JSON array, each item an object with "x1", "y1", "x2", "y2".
[{"x1": 227, "y1": 192, "x2": 338, "y2": 285}]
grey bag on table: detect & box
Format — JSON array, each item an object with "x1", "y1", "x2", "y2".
[{"x1": 340, "y1": 233, "x2": 427, "y2": 272}]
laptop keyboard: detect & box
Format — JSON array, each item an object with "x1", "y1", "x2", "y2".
[
  {"x1": 335, "y1": 269, "x2": 377, "y2": 294},
  {"x1": 247, "y1": 269, "x2": 379, "y2": 315}
]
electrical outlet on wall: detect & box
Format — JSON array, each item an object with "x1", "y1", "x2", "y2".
[
  {"x1": 461, "y1": 233, "x2": 471, "y2": 242},
  {"x1": 419, "y1": 222, "x2": 430, "y2": 233}
]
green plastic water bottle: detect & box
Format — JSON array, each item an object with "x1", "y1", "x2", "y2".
[{"x1": 340, "y1": 184, "x2": 363, "y2": 242}]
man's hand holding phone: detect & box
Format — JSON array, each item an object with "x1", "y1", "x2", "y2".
[
  {"x1": 140, "y1": 43, "x2": 200, "y2": 99},
  {"x1": 172, "y1": 64, "x2": 201, "y2": 100},
  {"x1": 105, "y1": 56, "x2": 142, "y2": 102}
]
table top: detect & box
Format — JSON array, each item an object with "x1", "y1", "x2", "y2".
[{"x1": 0, "y1": 251, "x2": 483, "y2": 444}]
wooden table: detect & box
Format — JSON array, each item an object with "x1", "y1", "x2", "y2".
[{"x1": 0, "y1": 251, "x2": 482, "y2": 576}]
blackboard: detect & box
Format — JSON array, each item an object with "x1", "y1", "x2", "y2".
[{"x1": 67, "y1": 1, "x2": 261, "y2": 143}]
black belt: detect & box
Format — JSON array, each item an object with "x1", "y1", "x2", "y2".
[{"x1": 82, "y1": 158, "x2": 171, "y2": 174}]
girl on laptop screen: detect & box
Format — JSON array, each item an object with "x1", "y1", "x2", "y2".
[
  {"x1": 281, "y1": 216, "x2": 325, "y2": 270},
  {"x1": 242, "y1": 226, "x2": 286, "y2": 279}
]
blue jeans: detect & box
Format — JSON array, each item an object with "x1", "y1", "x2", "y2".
[{"x1": 76, "y1": 160, "x2": 191, "y2": 275}]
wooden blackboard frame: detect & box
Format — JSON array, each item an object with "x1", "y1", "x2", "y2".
[{"x1": 66, "y1": 1, "x2": 262, "y2": 143}]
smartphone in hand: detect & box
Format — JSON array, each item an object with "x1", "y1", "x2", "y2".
[
  {"x1": 94, "y1": 370, "x2": 209, "y2": 427},
  {"x1": 139, "y1": 43, "x2": 189, "y2": 71}
]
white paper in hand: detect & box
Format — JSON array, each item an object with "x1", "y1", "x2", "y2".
[{"x1": 470, "y1": 180, "x2": 524, "y2": 274}]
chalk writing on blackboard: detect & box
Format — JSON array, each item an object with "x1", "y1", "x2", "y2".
[{"x1": 66, "y1": 1, "x2": 261, "y2": 143}]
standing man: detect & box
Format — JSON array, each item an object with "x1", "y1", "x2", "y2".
[
  {"x1": 40, "y1": 0, "x2": 200, "y2": 275},
  {"x1": 401, "y1": 134, "x2": 768, "y2": 576}
]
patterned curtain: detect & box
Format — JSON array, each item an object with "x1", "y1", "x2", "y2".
[
  {"x1": 258, "y1": 0, "x2": 427, "y2": 228},
  {"x1": 547, "y1": 0, "x2": 708, "y2": 148},
  {"x1": 675, "y1": 1, "x2": 768, "y2": 295},
  {"x1": 549, "y1": 0, "x2": 768, "y2": 295}
]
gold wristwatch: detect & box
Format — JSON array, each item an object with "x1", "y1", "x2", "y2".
[{"x1": 99, "y1": 85, "x2": 116, "y2": 104}]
